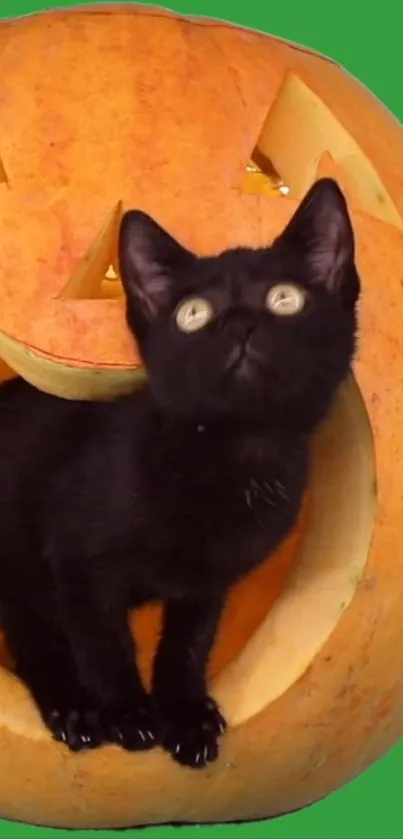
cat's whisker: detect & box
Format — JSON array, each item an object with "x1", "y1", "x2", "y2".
[
  {"x1": 274, "y1": 479, "x2": 288, "y2": 500},
  {"x1": 249, "y1": 478, "x2": 278, "y2": 508},
  {"x1": 244, "y1": 489, "x2": 253, "y2": 510},
  {"x1": 262, "y1": 493, "x2": 278, "y2": 508}
]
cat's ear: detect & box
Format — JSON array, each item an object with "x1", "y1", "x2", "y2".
[
  {"x1": 274, "y1": 178, "x2": 359, "y2": 302},
  {"x1": 118, "y1": 210, "x2": 192, "y2": 323}
]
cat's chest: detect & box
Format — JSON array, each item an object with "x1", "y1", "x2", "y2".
[
  {"x1": 135, "y1": 458, "x2": 305, "y2": 597},
  {"x1": 138, "y1": 430, "x2": 307, "y2": 560},
  {"x1": 142, "y1": 430, "x2": 264, "y2": 510}
]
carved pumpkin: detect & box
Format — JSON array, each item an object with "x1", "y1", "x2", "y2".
[{"x1": 0, "y1": 3, "x2": 401, "y2": 831}]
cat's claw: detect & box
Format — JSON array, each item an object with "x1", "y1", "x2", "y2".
[
  {"x1": 48, "y1": 708, "x2": 104, "y2": 751},
  {"x1": 105, "y1": 699, "x2": 160, "y2": 752},
  {"x1": 160, "y1": 694, "x2": 227, "y2": 769}
]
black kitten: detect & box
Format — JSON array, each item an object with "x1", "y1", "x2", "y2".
[{"x1": 0, "y1": 178, "x2": 359, "y2": 769}]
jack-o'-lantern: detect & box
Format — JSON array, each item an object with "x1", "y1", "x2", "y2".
[{"x1": 0, "y1": 3, "x2": 401, "y2": 831}]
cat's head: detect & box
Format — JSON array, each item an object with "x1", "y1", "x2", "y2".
[{"x1": 119, "y1": 178, "x2": 360, "y2": 429}]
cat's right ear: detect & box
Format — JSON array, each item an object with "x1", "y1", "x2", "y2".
[
  {"x1": 118, "y1": 210, "x2": 192, "y2": 330},
  {"x1": 273, "y1": 178, "x2": 360, "y2": 307}
]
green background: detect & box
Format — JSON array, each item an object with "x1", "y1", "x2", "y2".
[{"x1": 0, "y1": 0, "x2": 401, "y2": 836}]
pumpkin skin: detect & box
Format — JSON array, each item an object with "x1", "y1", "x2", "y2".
[{"x1": 0, "y1": 3, "x2": 401, "y2": 830}]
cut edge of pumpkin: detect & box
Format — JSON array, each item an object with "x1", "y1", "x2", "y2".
[{"x1": 0, "y1": 326, "x2": 146, "y2": 400}]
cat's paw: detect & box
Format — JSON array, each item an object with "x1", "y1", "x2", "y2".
[
  {"x1": 160, "y1": 694, "x2": 227, "y2": 769},
  {"x1": 47, "y1": 708, "x2": 104, "y2": 752},
  {"x1": 104, "y1": 695, "x2": 160, "y2": 752}
]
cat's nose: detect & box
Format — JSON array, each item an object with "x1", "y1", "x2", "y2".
[{"x1": 224, "y1": 309, "x2": 256, "y2": 344}]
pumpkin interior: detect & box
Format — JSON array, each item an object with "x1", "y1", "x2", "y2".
[{"x1": 0, "y1": 375, "x2": 375, "y2": 734}]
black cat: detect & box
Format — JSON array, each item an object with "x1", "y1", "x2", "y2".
[{"x1": 0, "y1": 178, "x2": 360, "y2": 769}]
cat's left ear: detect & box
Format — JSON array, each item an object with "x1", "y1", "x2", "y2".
[
  {"x1": 274, "y1": 178, "x2": 360, "y2": 304},
  {"x1": 119, "y1": 210, "x2": 192, "y2": 325}
]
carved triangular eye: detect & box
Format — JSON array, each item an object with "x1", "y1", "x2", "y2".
[
  {"x1": 58, "y1": 201, "x2": 124, "y2": 301},
  {"x1": 242, "y1": 70, "x2": 403, "y2": 229}
]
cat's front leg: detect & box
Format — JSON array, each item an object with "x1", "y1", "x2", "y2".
[
  {"x1": 56, "y1": 560, "x2": 160, "y2": 753},
  {"x1": 3, "y1": 599, "x2": 106, "y2": 752},
  {"x1": 152, "y1": 594, "x2": 227, "y2": 769}
]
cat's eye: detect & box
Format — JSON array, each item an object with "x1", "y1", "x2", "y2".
[
  {"x1": 174, "y1": 297, "x2": 213, "y2": 333},
  {"x1": 266, "y1": 283, "x2": 306, "y2": 316}
]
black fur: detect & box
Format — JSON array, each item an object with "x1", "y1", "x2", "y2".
[{"x1": 0, "y1": 178, "x2": 360, "y2": 768}]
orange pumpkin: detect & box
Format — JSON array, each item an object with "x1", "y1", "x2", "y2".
[{"x1": 0, "y1": 3, "x2": 400, "y2": 831}]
